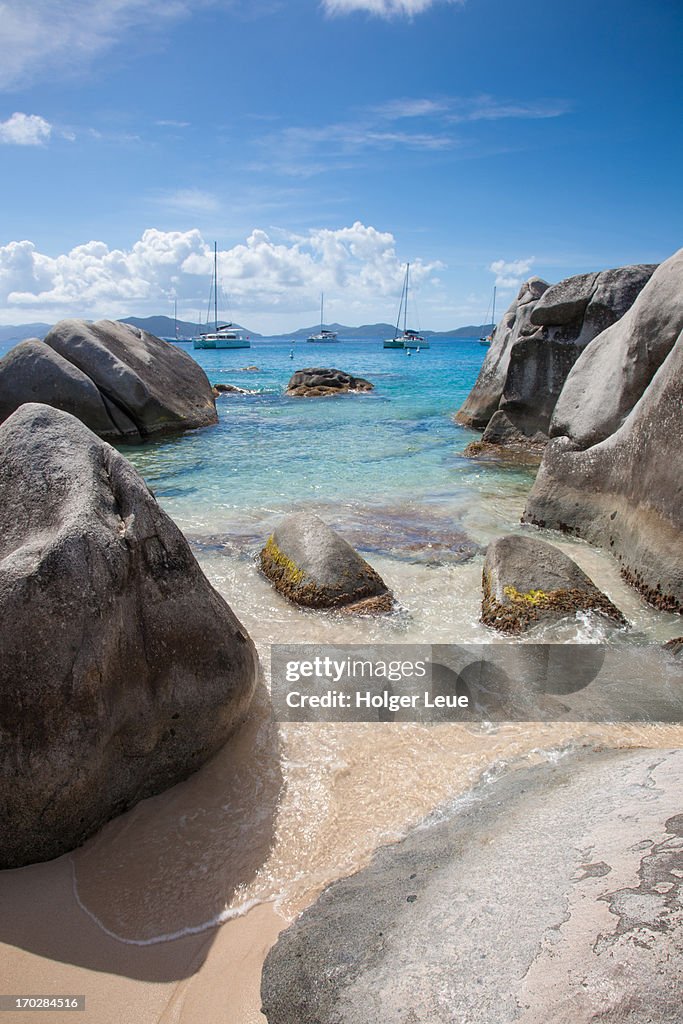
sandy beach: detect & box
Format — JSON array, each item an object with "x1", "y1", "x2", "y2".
[{"x1": 2, "y1": 691, "x2": 682, "y2": 1024}]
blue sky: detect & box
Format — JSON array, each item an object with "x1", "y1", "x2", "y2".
[{"x1": 0, "y1": 0, "x2": 681, "y2": 332}]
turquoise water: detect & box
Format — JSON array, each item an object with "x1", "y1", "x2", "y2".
[{"x1": 125, "y1": 336, "x2": 534, "y2": 545}]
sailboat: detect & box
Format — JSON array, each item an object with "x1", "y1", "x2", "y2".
[
  {"x1": 479, "y1": 286, "x2": 496, "y2": 346},
  {"x1": 384, "y1": 263, "x2": 428, "y2": 349},
  {"x1": 307, "y1": 294, "x2": 338, "y2": 343},
  {"x1": 162, "y1": 299, "x2": 191, "y2": 344},
  {"x1": 193, "y1": 243, "x2": 251, "y2": 350}
]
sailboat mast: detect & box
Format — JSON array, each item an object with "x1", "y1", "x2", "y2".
[
  {"x1": 320, "y1": 293, "x2": 324, "y2": 332},
  {"x1": 174, "y1": 298, "x2": 178, "y2": 340},
  {"x1": 214, "y1": 242, "x2": 218, "y2": 333},
  {"x1": 492, "y1": 285, "x2": 496, "y2": 328},
  {"x1": 404, "y1": 263, "x2": 409, "y2": 333}
]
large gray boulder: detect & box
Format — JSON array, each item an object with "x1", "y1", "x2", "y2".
[
  {"x1": 260, "y1": 513, "x2": 392, "y2": 612},
  {"x1": 455, "y1": 277, "x2": 549, "y2": 429},
  {"x1": 523, "y1": 331, "x2": 683, "y2": 612},
  {"x1": 551, "y1": 247, "x2": 683, "y2": 447},
  {"x1": 262, "y1": 748, "x2": 683, "y2": 1024},
  {"x1": 458, "y1": 265, "x2": 656, "y2": 454},
  {"x1": 0, "y1": 403, "x2": 258, "y2": 869},
  {"x1": 0, "y1": 339, "x2": 122, "y2": 440},
  {"x1": 481, "y1": 534, "x2": 625, "y2": 634},
  {"x1": 0, "y1": 319, "x2": 218, "y2": 442},
  {"x1": 44, "y1": 319, "x2": 218, "y2": 439}
]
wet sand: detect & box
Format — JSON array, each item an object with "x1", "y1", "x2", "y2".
[{"x1": 2, "y1": 704, "x2": 681, "y2": 1022}]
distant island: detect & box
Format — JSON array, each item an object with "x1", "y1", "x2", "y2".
[{"x1": 0, "y1": 316, "x2": 495, "y2": 347}]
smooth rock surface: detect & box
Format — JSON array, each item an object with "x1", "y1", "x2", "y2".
[
  {"x1": 0, "y1": 321, "x2": 219, "y2": 443},
  {"x1": 0, "y1": 404, "x2": 258, "y2": 869},
  {"x1": 496, "y1": 263, "x2": 656, "y2": 441},
  {"x1": 0, "y1": 339, "x2": 121, "y2": 440},
  {"x1": 262, "y1": 748, "x2": 683, "y2": 1024},
  {"x1": 286, "y1": 368, "x2": 373, "y2": 397},
  {"x1": 551, "y1": 247, "x2": 683, "y2": 447},
  {"x1": 456, "y1": 265, "x2": 655, "y2": 448},
  {"x1": 523, "y1": 330, "x2": 683, "y2": 612},
  {"x1": 482, "y1": 534, "x2": 625, "y2": 634},
  {"x1": 455, "y1": 277, "x2": 549, "y2": 429},
  {"x1": 260, "y1": 513, "x2": 392, "y2": 611}
]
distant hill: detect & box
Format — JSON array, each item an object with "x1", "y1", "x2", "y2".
[
  {"x1": 281, "y1": 322, "x2": 494, "y2": 340},
  {"x1": 0, "y1": 317, "x2": 493, "y2": 348},
  {"x1": 120, "y1": 315, "x2": 262, "y2": 339},
  {"x1": 0, "y1": 323, "x2": 52, "y2": 345},
  {"x1": 426, "y1": 324, "x2": 494, "y2": 339}
]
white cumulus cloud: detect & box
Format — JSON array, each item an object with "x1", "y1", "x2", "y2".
[
  {"x1": 0, "y1": 224, "x2": 442, "y2": 325},
  {"x1": 322, "y1": 0, "x2": 459, "y2": 15},
  {"x1": 0, "y1": 112, "x2": 52, "y2": 145},
  {"x1": 489, "y1": 258, "x2": 535, "y2": 288}
]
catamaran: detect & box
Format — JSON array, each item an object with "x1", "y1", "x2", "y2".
[
  {"x1": 307, "y1": 294, "x2": 338, "y2": 343},
  {"x1": 193, "y1": 243, "x2": 251, "y2": 350},
  {"x1": 384, "y1": 263, "x2": 428, "y2": 349}
]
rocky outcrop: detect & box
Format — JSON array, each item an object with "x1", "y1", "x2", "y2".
[
  {"x1": 523, "y1": 331, "x2": 683, "y2": 611},
  {"x1": 0, "y1": 339, "x2": 122, "y2": 440},
  {"x1": 551, "y1": 248, "x2": 683, "y2": 447},
  {"x1": 457, "y1": 265, "x2": 656, "y2": 456},
  {"x1": 0, "y1": 319, "x2": 218, "y2": 442},
  {"x1": 455, "y1": 277, "x2": 549, "y2": 429},
  {"x1": 260, "y1": 513, "x2": 392, "y2": 612},
  {"x1": 262, "y1": 749, "x2": 683, "y2": 1024},
  {"x1": 481, "y1": 534, "x2": 625, "y2": 634},
  {"x1": 0, "y1": 403, "x2": 258, "y2": 869},
  {"x1": 286, "y1": 368, "x2": 373, "y2": 397}
]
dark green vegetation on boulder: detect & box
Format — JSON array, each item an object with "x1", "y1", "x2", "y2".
[
  {"x1": 0, "y1": 319, "x2": 217, "y2": 442},
  {"x1": 260, "y1": 513, "x2": 392, "y2": 612},
  {"x1": 0, "y1": 404, "x2": 258, "y2": 869},
  {"x1": 481, "y1": 534, "x2": 625, "y2": 634},
  {"x1": 262, "y1": 749, "x2": 683, "y2": 1024},
  {"x1": 286, "y1": 368, "x2": 374, "y2": 397}
]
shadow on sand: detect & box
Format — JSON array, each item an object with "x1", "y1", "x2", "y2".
[{"x1": 0, "y1": 681, "x2": 283, "y2": 983}]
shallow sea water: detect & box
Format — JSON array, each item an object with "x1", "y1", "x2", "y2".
[{"x1": 57, "y1": 336, "x2": 683, "y2": 945}]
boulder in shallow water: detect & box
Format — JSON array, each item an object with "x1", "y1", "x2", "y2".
[
  {"x1": 523, "y1": 330, "x2": 683, "y2": 612},
  {"x1": 456, "y1": 265, "x2": 656, "y2": 452},
  {"x1": 455, "y1": 277, "x2": 550, "y2": 430},
  {"x1": 0, "y1": 403, "x2": 258, "y2": 869},
  {"x1": 260, "y1": 512, "x2": 392, "y2": 612},
  {"x1": 0, "y1": 339, "x2": 123, "y2": 440},
  {"x1": 286, "y1": 368, "x2": 373, "y2": 397},
  {"x1": 38, "y1": 318, "x2": 218, "y2": 441},
  {"x1": 550, "y1": 247, "x2": 683, "y2": 447},
  {"x1": 481, "y1": 534, "x2": 625, "y2": 634}
]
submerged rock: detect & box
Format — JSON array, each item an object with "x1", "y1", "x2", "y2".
[
  {"x1": 214, "y1": 382, "x2": 248, "y2": 394},
  {"x1": 524, "y1": 329, "x2": 683, "y2": 612},
  {"x1": 481, "y1": 534, "x2": 625, "y2": 634},
  {"x1": 456, "y1": 265, "x2": 656, "y2": 454},
  {"x1": 0, "y1": 319, "x2": 218, "y2": 442},
  {"x1": 286, "y1": 368, "x2": 374, "y2": 397},
  {"x1": 261, "y1": 748, "x2": 683, "y2": 1024},
  {"x1": 551, "y1": 247, "x2": 683, "y2": 447},
  {"x1": 0, "y1": 403, "x2": 258, "y2": 869},
  {"x1": 663, "y1": 637, "x2": 683, "y2": 658},
  {"x1": 260, "y1": 513, "x2": 392, "y2": 612}
]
